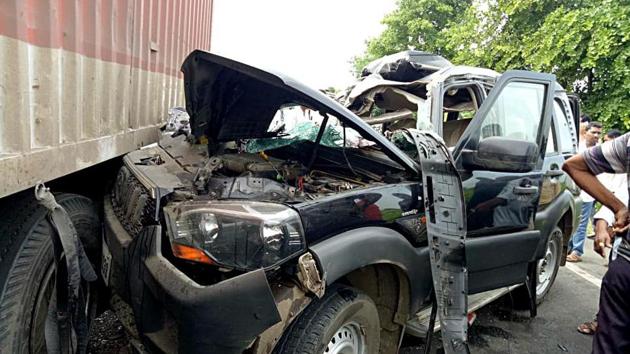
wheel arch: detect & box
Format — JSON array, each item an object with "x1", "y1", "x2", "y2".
[
  {"x1": 309, "y1": 227, "x2": 432, "y2": 320},
  {"x1": 534, "y1": 190, "x2": 576, "y2": 263},
  {"x1": 338, "y1": 264, "x2": 410, "y2": 353},
  {"x1": 557, "y1": 205, "x2": 575, "y2": 266}
]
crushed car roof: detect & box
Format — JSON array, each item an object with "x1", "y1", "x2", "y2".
[
  {"x1": 346, "y1": 65, "x2": 500, "y2": 109},
  {"x1": 361, "y1": 50, "x2": 453, "y2": 79}
]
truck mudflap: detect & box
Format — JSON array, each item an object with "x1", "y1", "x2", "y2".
[
  {"x1": 408, "y1": 129, "x2": 470, "y2": 354},
  {"x1": 34, "y1": 184, "x2": 98, "y2": 354}
]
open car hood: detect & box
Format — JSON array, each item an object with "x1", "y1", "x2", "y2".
[{"x1": 180, "y1": 50, "x2": 420, "y2": 173}]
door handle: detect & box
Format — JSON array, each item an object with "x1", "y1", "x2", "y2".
[
  {"x1": 545, "y1": 169, "x2": 564, "y2": 177},
  {"x1": 513, "y1": 186, "x2": 539, "y2": 195}
]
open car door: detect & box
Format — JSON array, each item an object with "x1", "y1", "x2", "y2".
[
  {"x1": 412, "y1": 71, "x2": 555, "y2": 353},
  {"x1": 452, "y1": 71, "x2": 556, "y2": 294},
  {"x1": 567, "y1": 93, "x2": 581, "y2": 135}
]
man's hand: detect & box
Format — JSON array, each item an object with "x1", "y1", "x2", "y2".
[
  {"x1": 613, "y1": 207, "x2": 630, "y2": 233},
  {"x1": 594, "y1": 229, "x2": 612, "y2": 258},
  {"x1": 594, "y1": 219, "x2": 613, "y2": 258}
]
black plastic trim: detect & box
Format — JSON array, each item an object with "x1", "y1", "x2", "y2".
[
  {"x1": 104, "y1": 205, "x2": 281, "y2": 353},
  {"x1": 466, "y1": 230, "x2": 541, "y2": 294},
  {"x1": 533, "y1": 190, "x2": 577, "y2": 259},
  {"x1": 309, "y1": 226, "x2": 432, "y2": 314}
]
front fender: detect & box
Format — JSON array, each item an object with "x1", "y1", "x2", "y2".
[
  {"x1": 309, "y1": 226, "x2": 431, "y2": 314},
  {"x1": 534, "y1": 189, "x2": 581, "y2": 260}
]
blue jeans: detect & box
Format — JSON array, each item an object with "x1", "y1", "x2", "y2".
[{"x1": 569, "y1": 201, "x2": 594, "y2": 256}]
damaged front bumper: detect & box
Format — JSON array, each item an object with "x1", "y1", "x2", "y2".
[{"x1": 103, "y1": 199, "x2": 284, "y2": 353}]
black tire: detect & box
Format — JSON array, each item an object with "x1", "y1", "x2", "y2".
[
  {"x1": 0, "y1": 193, "x2": 100, "y2": 353},
  {"x1": 513, "y1": 225, "x2": 563, "y2": 307},
  {"x1": 534, "y1": 225, "x2": 563, "y2": 304},
  {"x1": 275, "y1": 285, "x2": 380, "y2": 354}
]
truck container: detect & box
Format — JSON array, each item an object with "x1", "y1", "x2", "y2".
[
  {"x1": 0, "y1": 1, "x2": 212, "y2": 352},
  {"x1": 0, "y1": 0, "x2": 213, "y2": 198}
]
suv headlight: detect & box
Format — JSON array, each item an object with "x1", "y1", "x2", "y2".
[{"x1": 163, "y1": 201, "x2": 306, "y2": 270}]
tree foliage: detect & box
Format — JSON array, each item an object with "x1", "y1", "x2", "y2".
[
  {"x1": 355, "y1": 0, "x2": 630, "y2": 129},
  {"x1": 352, "y1": 0, "x2": 472, "y2": 73}
]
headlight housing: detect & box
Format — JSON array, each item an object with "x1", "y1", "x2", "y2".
[{"x1": 163, "y1": 201, "x2": 305, "y2": 270}]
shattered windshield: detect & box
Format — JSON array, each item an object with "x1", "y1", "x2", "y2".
[{"x1": 245, "y1": 104, "x2": 375, "y2": 153}]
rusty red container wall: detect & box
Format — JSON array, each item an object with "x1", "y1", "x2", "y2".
[{"x1": 0, "y1": 0, "x2": 213, "y2": 198}]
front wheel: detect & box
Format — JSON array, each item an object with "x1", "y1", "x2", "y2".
[
  {"x1": 275, "y1": 285, "x2": 381, "y2": 354},
  {"x1": 535, "y1": 225, "x2": 563, "y2": 304}
]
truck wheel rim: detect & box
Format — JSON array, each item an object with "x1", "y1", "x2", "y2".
[
  {"x1": 325, "y1": 321, "x2": 366, "y2": 354},
  {"x1": 536, "y1": 230, "x2": 559, "y2": 297}
]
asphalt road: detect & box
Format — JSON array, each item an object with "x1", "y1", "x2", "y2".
[
  {"x1": 401, "y1": 237, "x2": 606, "y2": 354},
  {"x1": 88, "y1": 238, "x2": 607, "y2": 354}
]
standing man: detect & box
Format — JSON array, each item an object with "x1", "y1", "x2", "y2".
[
  {"x1": 583, "y1": 121, "x2": 603, "y2": 148},
  {"x1": 563, "y1": 132, "x2": 630, "y2": 353},
  {"x1": 579, "y1": 115, "x2": 591, "y2": 150},
  {"x1": 567, "y1": 121, "x2": 604, "y2": 262},
  {"x1": 604, "y1": 129, "x2": 622, "y2": 142},
  {"x1": 576, "y1": 128, "x2": 625, "y2": 335}
]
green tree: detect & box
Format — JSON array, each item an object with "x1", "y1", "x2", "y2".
[
  {"x1": 354, "y1": 0, "x2": 630, "y2": 129},
  {"x1": 352, "y1": 0, "x2": 472, "y2": 73},
  {"x1": 443, "y1": 0, "x2": 629, "y2": 128},
  {"x1": 522, "y1": 1, "x2": 630, "y2": 129},
  {"x1": 443, "y1": 0, "x2": 585, "y2": 71}
]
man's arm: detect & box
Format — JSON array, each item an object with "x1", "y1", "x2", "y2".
[
  {"x1": 593, "y1": 205, "x2": 616, "y2": 226},
  {"x1": 563, "y1": 133, "x2": 630, "y2": 230},
  {"x1": 563, "y1": 155, "x2": 626, "y2": 214}
]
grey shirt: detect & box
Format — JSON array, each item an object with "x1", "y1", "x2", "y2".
[{"x1": 582, "y1": 132, "x2": 630, "y2": 262}]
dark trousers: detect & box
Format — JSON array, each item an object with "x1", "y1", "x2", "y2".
[{"x1": 592, "y1": 256, "x2": 630, "y2": 354}]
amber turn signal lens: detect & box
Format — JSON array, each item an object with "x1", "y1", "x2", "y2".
[{"x1": 172, "y1": 244, "x2": 214, "y2": 265}]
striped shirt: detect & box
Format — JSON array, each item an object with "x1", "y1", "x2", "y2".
[{"x1": 582, "y1": 132, "x2": 630, "y2": 261}]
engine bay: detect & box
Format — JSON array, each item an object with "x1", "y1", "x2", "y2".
[{"x1": 181, "y1": 139, "x2": 408, "y2": 203}]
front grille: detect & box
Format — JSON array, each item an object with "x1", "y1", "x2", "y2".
[{"x1": 111, "y1": 166, "x2": 156, "y2": 237}]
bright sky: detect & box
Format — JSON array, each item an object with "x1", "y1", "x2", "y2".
[{"x1": 211, "y1": 0, "x2": 397, "y2": 90}]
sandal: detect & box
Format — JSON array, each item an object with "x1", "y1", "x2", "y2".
[
  {"x1": 577, "y1": 320, "x2": 598, "y2": 335},
  {"x1": 566, "y1": 252, "x2": 582, "y2": 263}
]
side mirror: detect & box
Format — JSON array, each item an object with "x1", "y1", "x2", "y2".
[{"x1": 462, "y1": 137, "x2": 538, "y2": 173}]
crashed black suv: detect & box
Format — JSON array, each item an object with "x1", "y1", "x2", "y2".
[{"x1": 102, "y1": 50, "x2": 580, "y2": 353}]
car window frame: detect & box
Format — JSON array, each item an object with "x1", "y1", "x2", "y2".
[{"x1": 545, "y1": 118, "x2": 559, "y2": 156}]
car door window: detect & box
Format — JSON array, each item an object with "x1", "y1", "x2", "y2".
[{"x1": 477, "y1": 82, "x2": 545, "y2": 144}]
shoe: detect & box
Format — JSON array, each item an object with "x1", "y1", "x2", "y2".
[{"x1": 566, "y1": 252, "x2": 582, "y2": 262}]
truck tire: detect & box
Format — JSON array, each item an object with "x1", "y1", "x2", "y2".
[
  {"x1": 275, "y1": 285, "x2": 380, "y2": 354},
  {"x1": 0, "y1": 193, "x2": 100, "y2": 353}
]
